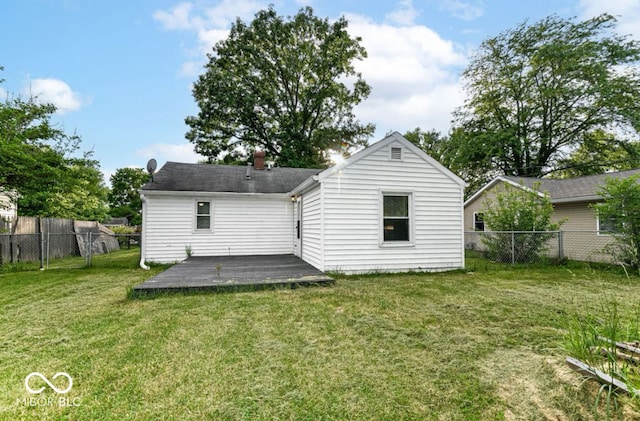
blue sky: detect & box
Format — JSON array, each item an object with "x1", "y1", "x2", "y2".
[{"x1": 1, "y1": 0, "x2": 638, "y2": 182}]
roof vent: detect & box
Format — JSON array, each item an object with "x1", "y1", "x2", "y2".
[
  {"x1": 390, "y1": 147, "x2": 402, "y2": 160},
  {"x1": 245, "y1": 163, "x2": 252, "y2": 180}
]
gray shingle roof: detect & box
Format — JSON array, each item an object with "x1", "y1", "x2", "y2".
[
  {"x1": 503, "y1": 168, "x2": 640, "y2": 203},
  {"x1": 141, "y1": 162, "x2": 323, "y2": 194}
]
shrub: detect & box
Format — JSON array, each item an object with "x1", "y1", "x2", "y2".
[{"x1": 481, "y1": 181, "x2": 561, "y2": 263}]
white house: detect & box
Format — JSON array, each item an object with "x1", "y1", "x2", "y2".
[
  {"x1": 0, "y1": 189, "x2": 18, "y2": 228},
  {"x1": 139, "y1": 133, "x2": 467, "y2": 274}
]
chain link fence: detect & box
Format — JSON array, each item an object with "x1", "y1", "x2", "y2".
[
  {"x1": 0, "y1": 232, "x2": 141, "y2": 269},
  {"x1": 464, "y1": 230, "x2": 616, "y2": 265}
]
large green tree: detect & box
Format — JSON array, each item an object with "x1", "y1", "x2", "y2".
[
  {"x1": 186, "y1": 6, "x2": 375, "y2": 168},
  {"x1": 0, "y1": 68, "x2": 108, "y2": 219},
  {"x1": 108, "y1": 167, "x2": 149, "y2": 225},
  {"x1": 452, "y1": 14, "x2": 640, "y2": 186},
  {"x1": 45, "y1": 156, "x2": 109, "y2": 221}
]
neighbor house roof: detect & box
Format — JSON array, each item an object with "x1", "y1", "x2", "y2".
[
  {"x1": 141, "y1": 162, "x2": 322, "y2": 194},
  {"x1": 465, "y1": 168, "x2": 640, "y2": 206}
]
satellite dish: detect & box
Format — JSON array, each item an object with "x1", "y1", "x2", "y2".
[
  {"x1": 146, "y1": 159, "x2": 157, "y2": 174},
  {"x1": 146, "y1": 159, "x2": 157, "y2": 182}
]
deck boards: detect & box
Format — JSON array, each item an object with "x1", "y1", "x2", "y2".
[{"x1": 133, "y1": 254, "x2": 334, "y2": 293}]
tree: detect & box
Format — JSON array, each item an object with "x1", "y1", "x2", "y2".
[
  {"x1": 108, "y1": 167, "x2": 149, "y2": 225},
  {"x1": 45, "y1": 156, "x2": 109, "y2": 221},
  {"x1": 593, "y1": 175, "x2": 640, "y2": 269},
  {"x1": 481, "y1": 182, "x2": 561, "y2": 263},
  {"x1": 186, "y1": 6, "x2": 375, "y2": 168},
  {"x1": 403, "y1": 128, "x2": 450, "y2": 163},
  {"x1": 555, "y1": 130, "x2": 640, "y2": 178},
  {"x1": 453, "y1": 14, "x2": 640, "y2": 186},
  {"x1": 0, "y1": 68, "x2": 108, "y2": 220}
]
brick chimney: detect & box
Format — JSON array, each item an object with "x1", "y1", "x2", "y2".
[{"x1": 254, "y1": 150, "x2": 266, "y2": 170}]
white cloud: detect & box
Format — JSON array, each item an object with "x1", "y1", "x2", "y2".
[
  {"x1": 385, "y1": 0, "x2": 419, "y2": 26},
  {"x1": 578, "y1": 0, "x2": 640, "y2": 39},
  {"x1": 154, "y1": 0, "x2": 267, "y2": 66},
  {"x1": 346, "y1": 14, "x2": 467, "y2": 136},
  {"x1": 153, "y1": 2, "x2": 194, "y2": 30},
  {"x1": 26, "y1": 78, "x2": 86, "y2": 114},
  {"x1": 136, "y1": 142, "x2": 205, "y2": 165},
  {"x1": 438, "y1": 0, "x2": 484, "y2": 21}
]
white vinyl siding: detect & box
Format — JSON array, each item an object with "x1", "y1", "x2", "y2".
[
  {"x1": 320, "y1": 140, "x2": 464, "y2": 273},
  {"x1": 301, "y1": 186, "x2": 322, "y2": 270},
  {"x1": 143, "y1": 194, "x2": 293, "y2": 263}
]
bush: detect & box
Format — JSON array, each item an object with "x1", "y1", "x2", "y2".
[
  {"x1": 594, "y1": 175, "x2": 640, "y2": 270},
  {"x1": 481, "y1": 181, "x2": 561, "y2": 263}
]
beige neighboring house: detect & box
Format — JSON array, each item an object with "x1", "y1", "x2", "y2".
[{"x1": 463, "y1": 169, "x2": 640, "y2": 262}]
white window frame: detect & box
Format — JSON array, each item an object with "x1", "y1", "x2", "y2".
[
  {"x1": 597, "y1": 214, "x2": 617, "y2": 236},
  {"x1": 194, "y1": 200, "x2": 213, "y2": 232},
  {"x1": 379, "y1": 191, "x2": 414, "y2": 247}
]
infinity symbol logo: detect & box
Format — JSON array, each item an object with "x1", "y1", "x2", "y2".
[{"x1": 25, "y1": 372, "x2": 73, "y2": 394}]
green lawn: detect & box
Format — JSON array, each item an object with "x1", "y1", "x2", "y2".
[{"x1": 1, "y1": 250, "x2": 639, "y2": 420}]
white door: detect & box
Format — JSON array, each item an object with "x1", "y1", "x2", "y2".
[{"x1": 293, "y1": 197, "x2": 302, "y2": 257}]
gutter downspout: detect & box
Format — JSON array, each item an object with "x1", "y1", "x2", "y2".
[{"x1": 139, "y1": 192, "x2": 150, "y2": 270}]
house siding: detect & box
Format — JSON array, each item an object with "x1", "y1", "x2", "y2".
[
  {"x1": 143, "y1": 194, "x2": 293, "y2": 263},
  {"x1": 320, "y1": 139, "x2": 464, "y2": 273},
  {"x1": 301, "y1": 186, "x2": 322, "y2": 270},
  {"x1": 463, "y1": 181, "x2": 614, "y2": 263},
  {"x1": 553, "y1": 202, "x2": 614, "y2": 262}
]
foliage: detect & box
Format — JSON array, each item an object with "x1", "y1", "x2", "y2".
[
  {"x1": 556, "y1": 130, "x2": 640, "y2": 178},
  {"x1": 186, "y1": 6, "x2": 374, "y2": 168},
  {"x1": 594, "y1": 175, "x2": 640, "y2": 270},
  {"x1": 452, "y1": 14, "x2": 640, "y2": 188},
  {"x1": 108, "y1": 167, "x2": 149, "y2": 225},
  {"x1": 0, "y1": 68, "x2": 108, "y2": 220},
  {"x1": 565, "y1": 300, "x2": 640, "y2": 416},
  {"x1": 481, "y1": 182, "x2": 560, "y2": 263},
  {"x1": 44, "y1": 156, "x2": 109, "y2": 221}
]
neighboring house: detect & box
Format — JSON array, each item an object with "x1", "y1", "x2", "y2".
[
  {"x1": 0, "y1": 189, "x2": 18, "y2": 230},
  {"x1": 464, "y1": 169, "x2": 640, "y2": 262},
  {"x1": 139, "y1": 132, "x2": 467, "y2": 274}
]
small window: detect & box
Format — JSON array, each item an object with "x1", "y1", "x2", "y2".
[
  {"x1": 474, "y1": 212, "x2": 485, "y2": 231},
  {"x1": 383, "y1": 195, "x2": 410, "y2": 242},
  {"x1": 196, "y1": 201, "x2": 211, "y2": 230},
  {"x1": 390, "y1": 147, "x2": 403, "y2": 160},
  {"x1": 598, "y1": 215, "x2": 617, "y2": 234}
]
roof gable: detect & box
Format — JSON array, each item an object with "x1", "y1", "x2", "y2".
[{"x1": 316, "y1": 132, "x2": 466, "y2": 187}]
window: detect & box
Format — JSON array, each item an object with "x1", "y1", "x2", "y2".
[
  {"x1": 598, "y1": 215, "x2": 618, "y2": 234},
  {"x1": 474, "y1": 212, "x2": 485, "y2": 231},
  {"x1": 196, "y1": 201, "x2": 211, "y2": 230},
  {"x1": 383, "y1": 194, "x2": 410, "y2": 242},
  {"x1": 390, "y1": 147, "x2": 403, "y2": 160}
]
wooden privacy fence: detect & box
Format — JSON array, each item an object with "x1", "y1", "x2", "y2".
[{"x1": 0, "y1": 216, "x2": 120, "y2": 265}]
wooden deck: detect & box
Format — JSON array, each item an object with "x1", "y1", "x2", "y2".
[{"x1": 133, "y1": 254, "x2": 334, "y2": 294}]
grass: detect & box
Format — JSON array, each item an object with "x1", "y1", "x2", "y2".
[{"x1": 1, "y1": 251, "x2": 640, "y2": 420}]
